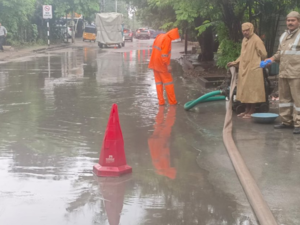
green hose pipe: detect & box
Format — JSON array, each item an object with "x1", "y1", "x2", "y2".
[
  {"x1": 200, "y1": 95, "x2": 226, "y2": 103},
  {"x1": 184, "y1": 90, "x2": 225, "y2": 110}
]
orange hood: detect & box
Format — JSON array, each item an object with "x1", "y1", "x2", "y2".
[{"x1": 166, "y1": 28, "x2": 180, "y2": 40}]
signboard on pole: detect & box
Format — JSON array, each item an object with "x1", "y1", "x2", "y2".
[{"x1": 43, "y1": 5, "x2": 53, "y2": 19}]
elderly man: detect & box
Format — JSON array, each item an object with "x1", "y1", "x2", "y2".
[
  {"x1": 0, "y1": 23, "x2": 7, "y2": 52},
  {"x1": 266, "y1": 11, "x2": 300, "y2": 134},
  {"x1": 227, "y1": 23, "x2": 267, "y2": 119},
  {"x1": 148, "y1": 28, "x2": 180, "y2": 106}
]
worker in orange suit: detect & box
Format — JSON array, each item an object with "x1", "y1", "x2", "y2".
[
  {"x1": 148, "y1": 106, "x2": 177, "y2": 179},
  {"x1": 148, "y1": 28, "x2": 180, "y2": 105}
]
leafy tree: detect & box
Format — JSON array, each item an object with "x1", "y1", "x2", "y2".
[
  {"x1": 47, "y1": 0, "x2": 99, "y2": 42},
  {"x1": 0, "y1": 0, "x2": 36, "y2": 44},
  {"x1": 0, "y1": 0, "x2": 101, "y2": 44},
  {"x1": 127, "y1": 0, "x2": 300, "y2": 67}
]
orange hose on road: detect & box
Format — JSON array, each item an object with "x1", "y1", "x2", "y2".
[{"x1": 223, "y1": 67, "x2": 278, "y2": 225}]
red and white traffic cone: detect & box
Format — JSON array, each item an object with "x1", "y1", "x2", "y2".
[{"x1": 93, "y1": 104, "x2": 132, "y2": 177}]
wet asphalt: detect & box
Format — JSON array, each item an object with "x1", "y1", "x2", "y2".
[{"x1": 0, "y1": 39, "x2": 299, "y2": 225}]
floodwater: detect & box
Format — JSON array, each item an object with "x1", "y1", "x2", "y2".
[{"x1": 0, "y1": 42, "x2": 299, "y2": 225}]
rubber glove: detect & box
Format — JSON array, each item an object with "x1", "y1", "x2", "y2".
[{"x1": 259, "y1": 59, "x2": 272, "y2": 68}]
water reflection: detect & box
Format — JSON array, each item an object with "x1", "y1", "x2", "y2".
[
  {"x1": 148, "y1": 106, "x2": 177, "y2": 179},
  {"x1": 122, "y1": 49, "x2": 150, "y2": 62},
  {"x1": 96, "y1": 53, "x2": 124, "y2": 84},
  {"x1": 96, "y1": 175, "x2": 131, "y2": 225},
  {"x1": 61, "y1": 51, "x2": 84, "y2": 78},
  {"x1": 0, "y1": 47, "x2": 259, "y2": 225}
]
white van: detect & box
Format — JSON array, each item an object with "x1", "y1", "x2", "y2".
[{"x1": 95, "y1": 12, "x2": 125, "y2": 48}]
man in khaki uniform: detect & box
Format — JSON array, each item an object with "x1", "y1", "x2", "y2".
[
  {"x1": 266, "y1": 11, "x2": 300, "y2": 134},
  {"x1": 228, "y1": 23, "x2": 267, "y2": 119}
]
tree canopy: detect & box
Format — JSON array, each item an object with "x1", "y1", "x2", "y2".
[
  {"x1": 127, "y1": 0, "x2": 300, "y2": 67},
  {"x1": 0, "y1": 0, "x2": 100, "y2": 44}
]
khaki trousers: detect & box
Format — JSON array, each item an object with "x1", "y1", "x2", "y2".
[{"x1": 279, "y1": 78, "x2": 300, "y2": 127}]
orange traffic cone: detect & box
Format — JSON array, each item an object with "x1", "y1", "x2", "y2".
[{"x1": 93, "y1": 104, "x2": 132, "y2": 177}]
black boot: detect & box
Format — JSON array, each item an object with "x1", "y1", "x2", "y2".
[
  {"x1": 274, "y1": 123, "x2": 293, "y2": 129},
  {"x1": 293, "y1": 127, "x2": 300, "y2": 134}
]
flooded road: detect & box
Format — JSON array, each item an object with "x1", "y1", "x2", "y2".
[{"x1": 0, "y1": 40, "x2": 299, "y2": 225}]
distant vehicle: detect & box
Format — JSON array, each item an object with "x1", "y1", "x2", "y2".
[
  {"x1": 124, "y1": 28, "x2": 133, "y2": 42},
  {"x1": 149, "y1": 29, "x2": 165, "y2": 39},
  {"x1": 83, "y1": 25, "x2": 96, "y2": 42},
  {"x1": 149, "y1": 29, "x2": 155, "y2": 38},
  {"x1": 55, "y1": 24, "x2": 73, "y2": 38},
  {"x1": 135, "y1": 28, "x2": 150, "y2": 39},
  {"x1": 95, "y1": 12, "x2": 125, "y2": 48},
  {"x1": 66, "y1": 27, "x2": 73, "y2": 38}
]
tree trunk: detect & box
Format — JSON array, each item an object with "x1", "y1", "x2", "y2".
[
  {"x1": 195, "y1": 17, "x2": 216, "y2": 61},
  {"x1": 219, "y1": 1, "x2": 244, "y2": 42},
  {"x1": 184, "y1": 28, "x2": 188, "y2": 55},
  {"x1": 198, "y1": 27, "x2": 215, "y2": 61}
]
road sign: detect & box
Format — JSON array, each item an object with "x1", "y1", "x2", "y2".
[{"x1": 43, "y1": 5, "x2": 52, "y2": 19}]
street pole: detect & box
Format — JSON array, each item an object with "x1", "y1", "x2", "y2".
[
  {"x1": 47, "y1": 19, "x2": 50, "y2": 47},
  {"x1": 66, "y1": 12, "x2": 69, "y2": 43},
  {"x1": 115, "y1": 0, "x2": 117, "y2": 12},
  {"x1": 43, "y1": 5, "x2": 52, "y2": 47}
]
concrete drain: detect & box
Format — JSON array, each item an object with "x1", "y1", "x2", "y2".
[{"x1": 199, "y1": 76, "x2": 225, "y2": 88}]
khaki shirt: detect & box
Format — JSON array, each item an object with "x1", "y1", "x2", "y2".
[{"x1": 273, "y1": 28, "x2": 300, "y2": 78}]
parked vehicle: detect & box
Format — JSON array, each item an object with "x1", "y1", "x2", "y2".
[
  {"x1": 124, "y1": 28, "x2": 133, "y2": 42},
  {"x1": 135, "y1": 28, "x2": 150, "y2": 39},
  {"x1": 83, "y1": 25, "x2": 96, "y2": 42},
  {"x1": 153, "y1": 30, "x2": 165, "y2": 39},
  {"x1": 66, "y1": 26, "x2": 73, "y2": 38},
  {"x1": 55, "y1": 24, "x2": 73, "y2": 38},
  {"x1": 149, "y1": 29, "x2": 157, "y2": 38},
  {"x1": 95, "y1": 12, "x2": 125, "y2": 48}
]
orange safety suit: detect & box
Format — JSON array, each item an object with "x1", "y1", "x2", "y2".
[
  {"x1": 148, "y1": 106, "x2": 177, "y2": 179},
  {"x1": 148, "y1": 28, "x2": 180, "y2": 105}
]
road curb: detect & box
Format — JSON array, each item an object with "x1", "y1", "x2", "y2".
[
  {"x1": 32, "y1": 43, "x2": 71, "y2": 52},
  {"x1": 0, "y1": 43, "x2": 71, "y2": 62}
]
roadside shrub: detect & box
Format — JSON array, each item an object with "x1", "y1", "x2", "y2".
[
  {"x1": 216, "y1": 38, "x2": 241, "y2": 68},
  {"x1": 36, "y1": 39, "x2": 46, "y2": 45}
]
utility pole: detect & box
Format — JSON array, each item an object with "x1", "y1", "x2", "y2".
[
  {"x1": 71, "y1": 11, "x2": 75, "y2": 43},
  {"x1": 115, "y1": 0, "x2": 118, "y2": 12}
]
